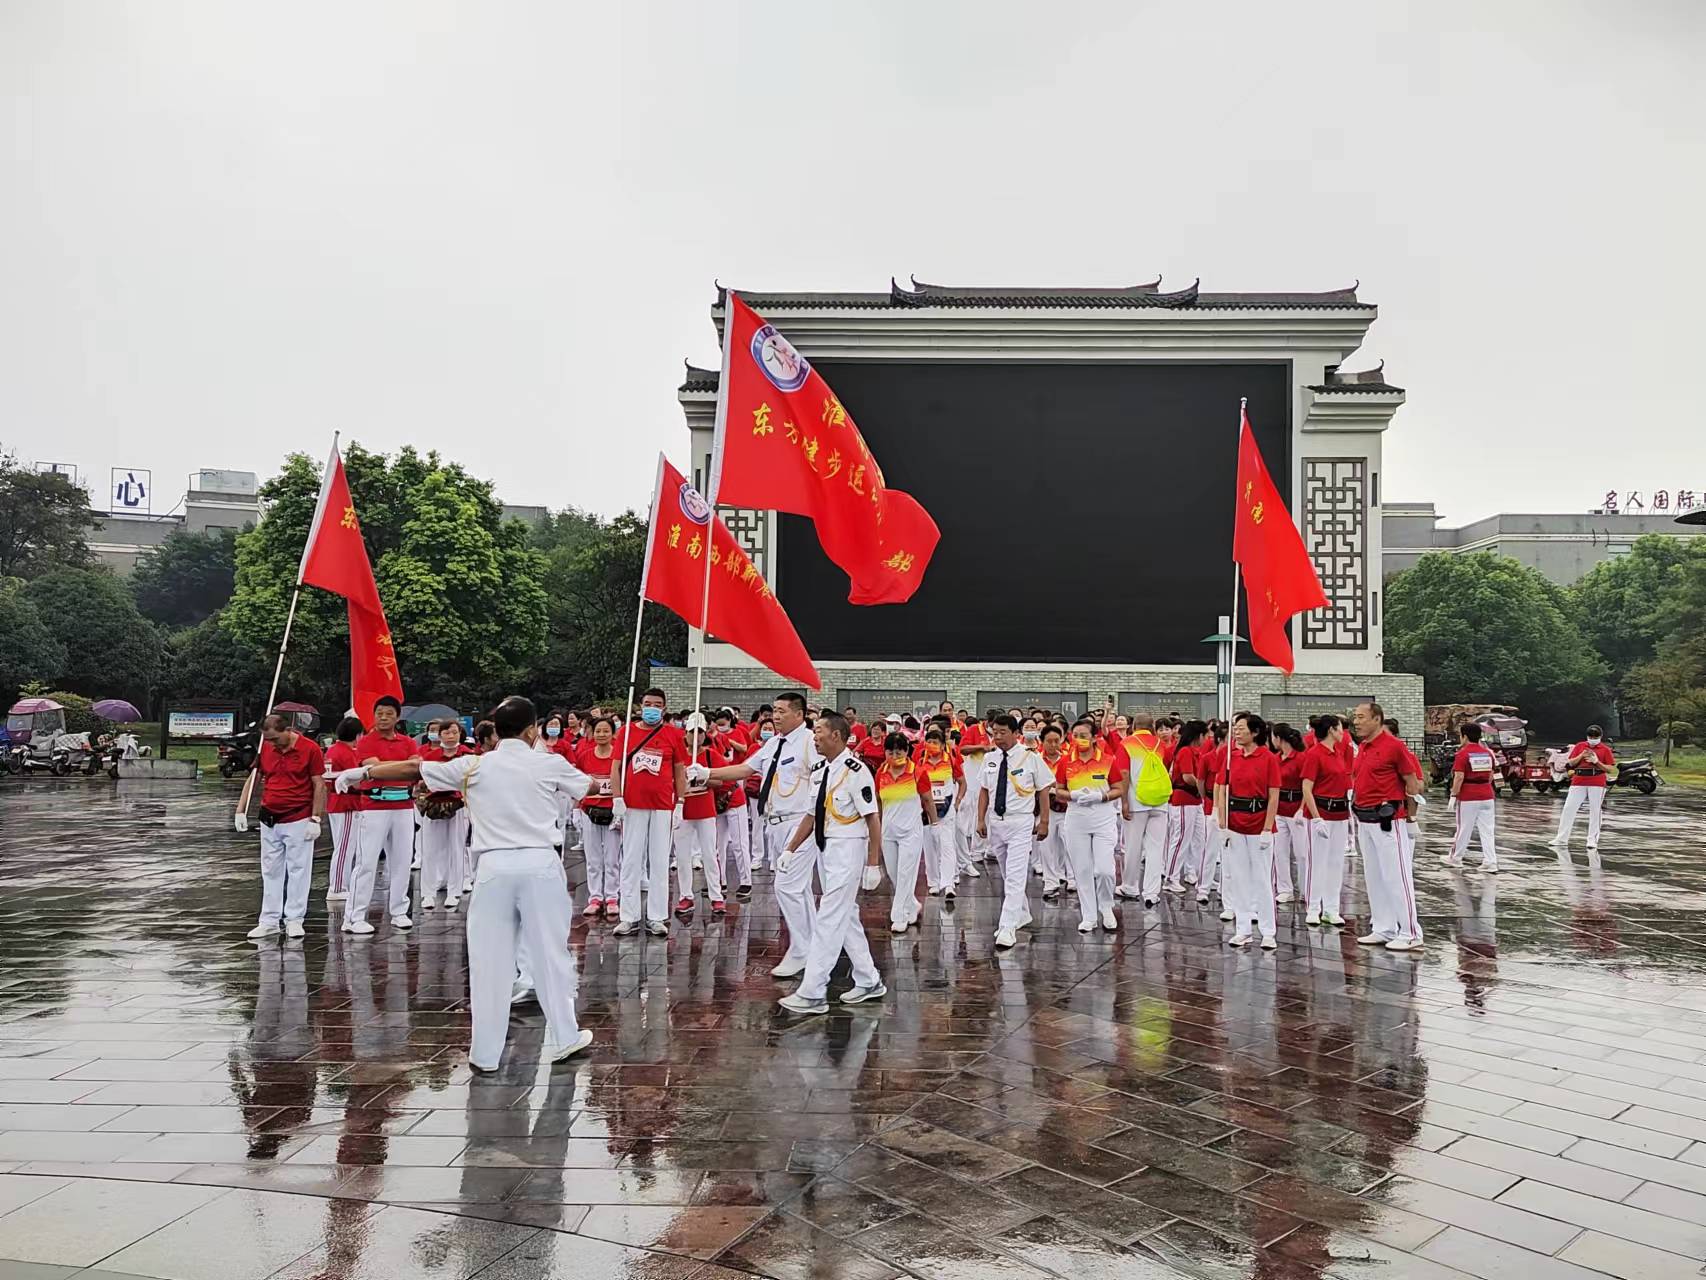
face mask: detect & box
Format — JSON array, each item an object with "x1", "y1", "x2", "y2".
[
  {"x1": 640, "y1": 706, "x2": 664, "y2": 727},
  {"x1": 1587, "y1": 735, "x2": 1602, "y2": 744},
  {"x1": 1023, "y1": 730, "x2": 1040, "y2": 742},
  {"x1": 546, "y1": 725, "x2": 561, "y2": 738},
  {"x1": 440, "y1": 736, "x2": 458, "y2": 750},
  {"x1": 760, "y1": 727, "x2": 775, "y2": 741}
]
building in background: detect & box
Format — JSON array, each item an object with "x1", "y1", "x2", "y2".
[
  {"x1": 87, "y1": 469, "x2": 262, "y2": 573},
  {"x1": 1383, "y1": 503, "x2": 1703, "y2": 585}
]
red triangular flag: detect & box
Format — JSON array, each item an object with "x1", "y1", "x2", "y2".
[
  {"x1": 299, "y1": 446, "x2": 384, "y2": 616},
  {"x1": 1233, "y1": 408, "x2": 1328, "y2": 674},
  {"x1": 712, "y1": 292, "x2": 939, "y2": 605},
  {"x1": 643, "y1": 456, "x2": 820, "y2": 690},
  {"x1": 348, "y1": 602, "x2": 404, "y2": 723}
]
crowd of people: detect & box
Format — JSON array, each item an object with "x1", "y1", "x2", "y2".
[{"x1": 236, "y1": 688, "x2": 1618, "y2": 1072}]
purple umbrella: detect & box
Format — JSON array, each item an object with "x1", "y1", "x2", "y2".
[
  {"x1": 91, "y1": 699, "x2": 142, "y2": 722},
  {"x1": 7, "y1": 698, "x2": 63, "y2": 715}
]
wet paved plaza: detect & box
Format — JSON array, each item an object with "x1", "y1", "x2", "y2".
[{"x1": 3, "y1": 781, "x2": 1706, "y2": 1278}]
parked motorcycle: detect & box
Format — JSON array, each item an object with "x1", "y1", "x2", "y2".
[
  {"x1": 216, "y1": 730, "x2": 258, "y2": 778},
  {"x1": 1533, "y1": 747, "x2": 1660, "y2": 795}
]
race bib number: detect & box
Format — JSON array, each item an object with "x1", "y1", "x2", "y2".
[
  {"x1": 632, "y1": 749, "x2": 663, "y2": 776},
  {"x1": 1467, "y1": 752, "x2": 1494, "y2": 773},
  {"x1": 597, "y1": 779, "x2": 612, "y2": 796},
  {"x1": 931, "y1": 783, "x2": 949, "y2": 803}
]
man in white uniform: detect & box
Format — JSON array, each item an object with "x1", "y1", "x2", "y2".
[
  {"x1": 693, "y1": 691, "x2": 819, "y2": 977},
  {"x1": 338, "y1": 695, "x2": 595, "y2": 1072},
  {"x1": 976, "y1": 714, "x2": 1056, "y2": 949},
  {"x1": 772, "y1": 713, "x2": 885, "y2": 1015}
]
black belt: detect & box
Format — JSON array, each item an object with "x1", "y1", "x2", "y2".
[
  {"x1": 1173, "y1": 780, "x2": 1200, "y2": 798},
  {"x1": 1318, "y1": 797, "x2": 1350, "y2": 814},
  {"x1": 1227, "y1": 795, "x2": 1266, "y2": 814},
  {"x1": 1278, "y1": 788, "x2": 1303, "y2": 803},
  {"x1": 1353, "y1": 802, "x2": 1400, "y2": 830}
]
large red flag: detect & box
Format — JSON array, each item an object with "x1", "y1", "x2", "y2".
[
  {"x1": 643, "y1": 456, "x2": 820, "y2": 690},
  {"x1": 297, "y1": 444, "x2": 404, "y2": 718},
  {"x1": 712, "y1": 292, "x2": 939, "y2": 605},
  {"x1": 1233, "y1": 407, "x2": 1328, "y2": 674}
]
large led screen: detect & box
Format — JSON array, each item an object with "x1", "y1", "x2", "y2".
[{"x1": 775, "y1": 361, "x2": 1291, "y2": 664}]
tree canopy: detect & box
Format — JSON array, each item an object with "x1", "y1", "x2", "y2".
[
  {"x1": 0, "y1": 578, "x2": 67, "y2": 704},
  {"x1": 224, "y1": 443, "x2": 550, "y2": 709},
  {"x1": 22, "y1": 568, "x2": 161, "y2": 703},
  {"x1": 0, "y1": 453, "x2": 92, "y2": 579},
  {"x1": 132, "y1": 527, "x2": 241, "y2": 629},
  {"x1": 1570, "y1": 536, "x2": 1705, "y2": 686}
]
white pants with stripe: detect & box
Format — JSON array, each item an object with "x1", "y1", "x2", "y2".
[
  {"x1": 1357, "y1": 818, "x2": 1422, "y2": 944},
  {"x1": 677, "y1": 816, "x2": 725, "y2": 904},
  {"x1": 1035, "y1": 819, "x2": 1069, "y2": 892},
  {"x1": 1304, "y1": 818, "x2": 1350, "y2": 918},
  {"x1": 1164, "y1": 805, "x2": 1200, "y2": 889},
  {"x1": 718, "y1": 808, "x2": 752, "y2": 890},
  {"x1": 326, "y1": 811, "x2": 359, "y2": 898},
  {"x1": 1555, "y1": 785, "x2": 1605, "y2": 848},
  {"x1": 1196, "y1": 812, "x2": 1225, "y2": 895},
  {"x1": 1450, "y1": 799, "x2": 1498, "y2": 868},
  {"x1": 346, "y1": 807, "x2": 415, "y2": 926},
  {"x1": 1272, "y1": 814, "x2": 1306, "y2": 898}
]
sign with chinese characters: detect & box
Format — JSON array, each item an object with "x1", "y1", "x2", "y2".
[
  {"x1": 1596, "y1": 489, "x2": 1702, "y2": 514},
  {"x1": 111, "y1": 468, "x2": 151, "y2": 513},
  {"x1": 835, "y1": 689, "x2": 948, "y2": 721},
  {"x1": 166, "y1": 709, "x2": 236, "y2": 738},
  {"x1": 977, "y1": 691, "x2": 1090, "y2": 718},
  {"x1": 1120, "y1": 692, "x2": 1217, "y2": 719}
]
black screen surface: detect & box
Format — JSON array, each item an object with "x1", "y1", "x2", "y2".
[{"x1": 774, "y1": 361, "x2": 1291, "y2": 665}]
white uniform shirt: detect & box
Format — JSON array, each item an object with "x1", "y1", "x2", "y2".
[
  {"x1": 814, "y1": 748, "x2": 878, "y2": 840},
  {"x1": 978, "y1": 746, "x2": 1055, "y2": 820},
  {"x1": 419, "y1": 737, "x2": 591, "y2": 853},
  {"x1": 743, "y1": 722, "x2": 819, "y2": 818}
]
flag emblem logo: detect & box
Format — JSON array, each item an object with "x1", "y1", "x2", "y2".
[
  {"x1": 678, "y1": 481, "x2": 713, "y2": 525},
  {"x1": 752, "y1": 324, "x2": 811, "y2": 391}
]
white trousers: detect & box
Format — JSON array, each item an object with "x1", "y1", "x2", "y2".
[
  {"x1": 346, "y1": 808, "x2": 414, "y2": 926},
  {"x1": 1196, "y1": 813, "x2": 1226, "y2": 894},
  {"x1": 956, "y1": 786, "x2": 986, "y2": 871},
  {"x1": 326, "y1": 811, "x2": 358, "y2": 898},
  {"x1": 770, "y1": 815, "x2": 817, "y2": 964},
  {"x1": 467, "y1": 848, "x2": 578, "y2": 1071},
  {"x1": 718, "y1": 808, "x2": 752, "y2": 889},
  {"x1": 1035, "y1": 819, "x2": 1068, "y2": 891},
  {"x1": 421, "y1": 810, "x2": 469, "y2": 898},
  {"x1": 1304, "y1": 819, "x2": 1350, "y2": 917},
  {"x1": 1064, "y1": 814, "x2": 1117, "y2": 927},
  {"x1": 1120, "y1": 804, "x2": 1168, "y2": 900},
  {"x1": 925, "y1": 819, "x2": 958, "y2": 892},
  {"x1": 1272, "y1": 814, "x2": 1306, "y2": 897},
  {"x1": 677, "y1": 816, "x2": 725, "y2": 903},
  {"x1": 1358, "y1": 819, "x2": 1423, "y2": 944},
  {"x1": 581, "y1": 816, "x2": 622, "y2": 901},
  {"x1": 1451, "y1": 799, "x2": 1498, "y2": 868},
  {"x1": 1224, "y1": 831, "x2": 1277, "y2": 940},
  {"x1": 881, "y1": 827, "x2": 924, "y2": 927},
  {"x1": 258, "y1": 817, "x2": 315, "y2": 926},
  {"x1": 619, "y1": 808, "x2": 675, "y2": 923},
  {"x1": 986, "y1": 815, "x2": 1037, "y2": 931},
  {"x1": 797, "y1": 836, "x2": 879, "y2": 1002},
  {"x1": 1164, "y1": 805, "x2": 1201, "y2": 888},
  {"x1": 1555, "y1": 786, "x2": 1605, "y2": 848}
]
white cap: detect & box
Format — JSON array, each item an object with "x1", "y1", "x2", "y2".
[{"x1": 684, "y1": 711, "x2": 708, "y2": 731}]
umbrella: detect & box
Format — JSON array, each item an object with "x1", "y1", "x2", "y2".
[
  {"x1": 7, "y1": 698, "x2": 63, "y2": 715},
  {"x1": 91, "y1": 699, "x2": 142, "y2": 723},
  {"x1": 402, "y1": 703, "x2": 459, "y2": 723},
  {"x1": 274, "y1": 700, "x2": 318, "y2": 714}
]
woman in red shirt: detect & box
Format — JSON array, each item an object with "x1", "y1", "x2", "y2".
[
  {"x1": 676, "y1": 714, "x2": 729, "y2": 919},
  {"x1": 1271, "y1": 724, "x2": 1307, "y2": 907},
  {"x1": 1194, "y1": 721, "x2": 1228, "y2": 906},
  {"x1": 1163, "y1": 720, "x2": 1206, "y2": 895},
  {"x1": 1218, "y1": 712, "x2": 1281, "y2": 949},
  {"x1": 576, "y1": 716, "x2": 621, "y2": 919},
  {"x1": 323, "y1": 716, "x2": 365, "y2": 906},
  {"x1": 1299, "y1": 713, "x2": 1353, "y2": 927},
  {"x1": 417, "y1": 720, "x2": 473, "y2": 911}
]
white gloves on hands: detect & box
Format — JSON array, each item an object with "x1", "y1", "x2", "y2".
[
  {"x1": 1447, "y1": 796, "x2": 1458, "y2": 811},
  {"x1": 777, "y1": 846, "x2": 801, "y2": 875},
  {"x1": 305, "y1": 818, "x2": 322, "y2": 840},
  {"x1": 1074, "y1": 787, "x2": 1104, "y2": 806},
  {"x1": 862, "y1": 864, "x2": 882, "y2": 892},
  {"x1": 684, "y1": 763, "x2": 711, "y2": 788},
  {"x1": 671, "y1": 804, "x2": 684, "y2": 830},
  {"x1": 233, "y1": 813, "x2": 248, "y2": 833},
  {"x1": 333, "y1": 767, "x2": 368, "y2": 794},
  {"x1": 611, "y1": 797, "x2": 627, "y2": 828},
  {"x1": 1412, "y1": 793, "x2": 1428, "y2": 808}
]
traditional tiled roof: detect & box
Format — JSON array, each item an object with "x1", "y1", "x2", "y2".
[
  {"x1": 1307, "y1": 361, "x2": 1405, "y2": 394},
  {"x1": 678, "y1": 361, "x2": 719, "y2": 394},
  {"x1": 715, "y1": 276, "x2": 1369, "y2": 312}
]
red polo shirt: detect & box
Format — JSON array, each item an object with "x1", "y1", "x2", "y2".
[
  {"x1": 1225, "y1": 746, "x2": 1280, "y2": 835},
  {"x1": 355, "y1": 730, "x2": 420, "y2": 809},
  {"x1": 258, "y1": 734, "x2": 325, "y2": 821},
  {"x1": 1277, "y1": 753, "x2": 1304, "y2": 818},
  {"x1": 1569, "y1": 741, "x2": 1616, "y2": 787},
  {"x1": 1169, "y1": 744, "x2": 1200, "y2": 807},
  {"x1": 1352, "y1": 731, "x2": 1413, "y2": 805},
  {"x1": 324, "y1": 741, "x2": 361, "y2": 814},
  {"x1": 1452, "y1": 743, "x2": 1498, "y2": 802},
  {"x1": 1200, "y1": 742, "x2": 1225, "y2": 813},
  {"x1": 1299, "y1": 742, "x2": 1351, "y2": 818}
]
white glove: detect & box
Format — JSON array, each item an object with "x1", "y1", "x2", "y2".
[
  {"x1": 333, "y1": 767, "x2": 368, "y2": 794},
  {"x1": 685, "y1": 763, "x2": 711, "y2": 788},
  {"x1": 233, "y1": 813, "x2": 248, "y2": 833},
  {"x1": 1074, "y1": 788, "x2": 1103, "y2": 806},
  {"x1": 1412, "y1": 793, "x2": 1428, "y2": 808},
  {"x1": 861, "y1": 864, "x2": 882, "y2": 892},
  {"x1": 611, "y1": 797, "x2": 627, "y2": 828},
  {"x1": 777, "y1": 846, "x2": 801, "y2": 874},
  {"x1": 1258, "y1": 833, "x2": 1274, "y2": 852},
  {"x1": 1447, "y1": 796, "x2": 1457, "y2": 811},
  {"x1": 305, "y1": 818, "x2": 322, "y2": 840},
  {"x1": 672, "y1": 804, "x2": 684, "y2": 830}
]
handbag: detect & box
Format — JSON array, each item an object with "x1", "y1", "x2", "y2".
[{"x1": 585, "y1": 805, "x2": 615, "y2": 827}]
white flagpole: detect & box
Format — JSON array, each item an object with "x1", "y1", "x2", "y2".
[
  {"x1": 617, "y1": 453, "x2": 666, "y2": 801},
  {"x1": 238, "y1": 432, "x2": 337, "y2": 821},
  {"x1": 1225, "y1": 401, "x2": 1246, "y2": 791},
  {"x1": 690, "y1": 287, "x2": 738, "y2": 764}
]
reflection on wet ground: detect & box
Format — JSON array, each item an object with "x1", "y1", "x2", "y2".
[{"x1": 3, "y1": 781, "x2": 1706, "y2": 1277}]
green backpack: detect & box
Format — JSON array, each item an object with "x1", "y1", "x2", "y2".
[{"x1": 1129, "y1": 736, "x2": 1172, "y2": 807}]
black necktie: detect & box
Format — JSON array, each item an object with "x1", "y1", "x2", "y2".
[
  {"x1": 758, "y1": 740, "x2": 783, "y2": 814},
  {"x1": 994, "y1": 750, "x2": 1009, "y2": 819},
  {"x1": 814, "y1": 766, "x2": 828, "y2": 850}
]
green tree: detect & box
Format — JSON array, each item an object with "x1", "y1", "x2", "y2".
[
  {"x1": 1570, "y1": 536, "x2": 1704, "y2": 684},
  {"x1": 224, "y1": 444, "x2": 549, "y2": 709},
  {"x1": 1621, "y1": 652, "x2": 1705, "y2": 766},
  {"x1": 157, "y1": 612, "x2": 274, "y2": 704},
  {"x1": 22, "y1": 568, "x2": 161, "y2": 703},
  {"x1": 131, "y1": 527, "x2": 240, "y2": 628},
  {"x1": 1385, "y1": 553, "x2": 1608, "y2": 728},
  {"x1": 0, "y1": 578, "x2": 67, "y2": 703},
  {"x1": 0, "y1": 452, "x2": 92, "y2": 579}
]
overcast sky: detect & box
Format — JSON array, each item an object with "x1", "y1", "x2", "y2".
[{"x1": 3, "y1": 1, "x2": 1701, "y2": 526}]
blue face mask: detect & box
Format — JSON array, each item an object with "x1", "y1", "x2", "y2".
[
  {"x1": 760, "y1": 728, "x2": 776, "y2": 741},
  {"x1": 641, "y1": 706, "x2": 663, "y2": 727},
  {"x1": 545, "y1": 725, "x2": 561, "y2": 738}
]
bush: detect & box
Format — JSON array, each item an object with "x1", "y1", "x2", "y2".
[
  {"x1": 1658, "y1": 720, "x2": 1696, "y2": 746},
  {"x1": 40, "y1": 691, "x2": 112, "y2": 737}
]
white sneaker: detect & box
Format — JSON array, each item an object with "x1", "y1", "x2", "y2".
[
  {"x1": 550, "y1": 1029, "x2": 595, "y2": 1063},
  {"x1": 1197, "y1": 895, "x2": 1211, "y2": 906},
  {"x1": 770, "y1": 958, "x2": 807, "y2": 979},
  {"x1": 284, "y1": 920, "x2": 306, "y2": 939},
  {"x1": 1482, "y1": 864, "x2": 1499, "y2": 875},
  {"x1": 994, "y1": 928, "x2": 1017, "y2": 949},
  {"x1": 325, "y1": 891, "x2": 348, "y2": 903},
  {"x1": 778, "y1": 993, "x2": 829, "y2": 1016},
  {"x1": 891, "y1": 921, "x2": 908, "y2": 935},
  {"x1": 1323, "y1": 912, "x2": 1346, "y2": 927},
  {"x1": 1228, "y1": 933, "x2": 1252, "y2": 948},
  {"x1": 390, "y1": 914, "x2": 413, "y2": 930},
  {"x1": 1356, "y1": 932, "x2": 1386, "y2": 946},
  {"x1": 1260, "y1": 935, "x2": 1278, "y2": 950},
  {"x1": 1304, "y1": 911, "x2": 1321, "y2": 926},
  {"x1": 1386, "y1": 937, "x2": 1423, "y2": 952},
  {"x1": 963, "y1": 865, "x2": 983, "y2": 878},
  {"x1": 411, "y1": 855, "x2": 422, "y2": 870},
  {"x1": 1064, "y1": 879, "x2": 1077, "y2": 891},
  {"x1": 839, "y1": 981, "x2": 887, "y2": 1005},
  {"x1": 246, "y1": 922, "x2": 279, "y2": 939},
  {"x1": 445, "y1": 896, "x2": 460, "y2": 909},
  {"x1": 344, "y1": 920, "x2": 375, "y2": 936},
  {"x1": 1219, "y1": 909, "x2": 1235, "y2": 922},
  {"x1": 1078, "y1": 920, "x2": 1095, "y2": 933},
  {"x1": 511, "y1": 982, "x2": 536, "y2": 1005},
  {"x1": 462, "y1": 878, "x2": 475, "y2": 894},
  {"x1": 1100, "y1": 908, "x2": 1117, "y2": 931},
  {"x1": 422, "y1": 899, "x2": 436, "y2": 912},
  {"x1": 1276, "y1": 892, "x2": 1295, "y2": 905}
]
